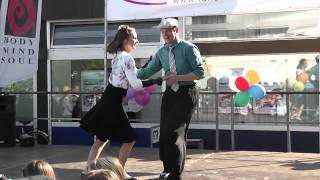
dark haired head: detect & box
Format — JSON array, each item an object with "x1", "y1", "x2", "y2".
[
  {"x1": 316, "y1": 54, "x2": 319, "y2": 63},
  {"x1": 297, "y1": 58, "x2": 307, "y2": 69},
  {"x1": 107, "y1": 25, "x2": 135, "y2": 54}
]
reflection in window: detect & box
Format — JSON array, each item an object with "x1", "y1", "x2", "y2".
[
  {"x1": 53, "y1": 24, "x2": 104, "y2": 46},
  {"x1": 2, "y1": 79, "x2": 33, "y2": 122},
  {"x1": 195, "y1": 53, "x2": 319, "y2": 125},
  {"x1": 51, "y1": 20, "x2": 161, "y2": 47},
  {"x1": 185, "y1": 10, "x2": 318, "y2": 41},
  {"x1": 107, "y1": 21, "x2": 161, "y2": 44},
  {"x1": 51, "y1": 60, "x2": 104, "y2": 119}
]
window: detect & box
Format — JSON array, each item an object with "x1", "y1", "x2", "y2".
[
  {"x1": 52, "y1": 23, "x2": 104, "y2": 46},
  {"x1": 185, "y1": 10, "x2": 319, "y2": 41},
  {"x1": 107, "y1": 21, "x2": 161, "y2": 44},
  {"x1": 2, "y1": 79, "x2": 34, "y2": 123},
  {"x1": 50, "y1": 59, "x2": 104, "y2": 119},
  {"x1": 51, "y1": 20, "x2": 161, "y2": 47},
  {"x1": 195, "y1": 53, "x2": 319, "y2": 125}
]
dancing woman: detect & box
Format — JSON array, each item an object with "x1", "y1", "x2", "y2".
[{"x1": 80, "y1": 25, "x2": 162, "y2": 180}]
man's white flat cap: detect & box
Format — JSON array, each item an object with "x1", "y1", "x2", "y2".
[{"x1": 158, "y1": 18, "x2": 179, "y2": 28}]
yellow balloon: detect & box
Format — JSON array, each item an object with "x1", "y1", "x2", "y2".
[
  {"x1": 293, "y1": 81, "x2": 304, "y2": 91},
  {"x1": 246, "y1": 70, "x2": 260, "y2": 85}
]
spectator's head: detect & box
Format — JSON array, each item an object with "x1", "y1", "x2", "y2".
[
  {"x1": 87, "y1": 157, "x2": 124, "y2": 180},
  {"x1": 62, "y1": 85, "x2": 71, "y2": 92},
  {"x1": 73, "y1": 85, "x2": 80, "y2": 92},
  {"x1": 22, "y1": 160, "x2": 56, "y2": 180},
  {"x1": 158, "y1": 18, "x2": 179, "y2": 46},
  {"x1": 297, "y1": 58, "x2": 307, "y2": 69},
  {"x1": 315, "y1": 54, "x2": 319, "y2": 64},
  {"x1": 81, "y1": 169, "x2": 120, "y2": 180}
]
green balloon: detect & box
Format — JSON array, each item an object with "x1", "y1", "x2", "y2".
[{"x1": 235, "y1": 91, "x2": 250, "y2": 107}]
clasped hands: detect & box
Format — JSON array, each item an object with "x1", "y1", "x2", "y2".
[{"x1": 141, "y1": 72, "x2": 179, "y2": 87}]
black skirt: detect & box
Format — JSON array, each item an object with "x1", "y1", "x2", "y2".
[{"x1": 80, "y1": 83, "x2": 137, "y2": 143}]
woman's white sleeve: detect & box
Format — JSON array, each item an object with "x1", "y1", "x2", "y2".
[{"x1": 124, "y1": 56, "x2": 143, "y2": 89}]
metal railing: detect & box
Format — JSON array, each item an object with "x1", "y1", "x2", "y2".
[{"x1": 1, "y1": 90, "x2": 319, "y2": 152}]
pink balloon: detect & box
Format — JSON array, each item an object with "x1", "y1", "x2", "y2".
[
  {"x1": 235, "y1": 76, "x2": 250, "y2": 91},
  {"x1": 126, "y1": 89, "x2": 136, "y2": 99},
  {"x1": 134, "y1": 90, "x2": 150, "y2": 106},
  {"x1": 144, "y1": 85, "x2": 157, "y2": 93}
]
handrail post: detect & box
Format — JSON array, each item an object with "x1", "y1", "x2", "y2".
[
  {"x1": 48, "y1": 92, "x2": 52, "y2": 145},
  {"x1": 215, "y1": 93, "x2": 219, "y2": 151},
  {"x1": 286, "y1": 93, "x2": 291, "y2": 152},
  {"x1": 230, "y1": 94, "x2": 235, "y2": 151}
]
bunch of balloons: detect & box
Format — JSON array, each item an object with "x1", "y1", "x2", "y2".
[
  {"x1": 233, "y1": 70, "x2": 266, "y2": 107},
  {"x1": 289, "y1": 72, "x2": 314, "y2": 92},
  {"x1": 126, "y1": 85, "x2": 157, "y2": 106}
]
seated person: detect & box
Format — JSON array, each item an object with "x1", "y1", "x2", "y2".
[
  {"x1": 22, "y1": 160, "x2": 56, "y2": 180},
  {"x1": 85, "y1": 157, "x2": 125, "y2": 180},
  {"x1": 81, "y1": 169, "x2": 120, "y2": 180}
]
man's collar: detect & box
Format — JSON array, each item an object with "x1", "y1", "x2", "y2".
[{"x1": 165, "y1": 38, "x2": 181, "y2": 49}]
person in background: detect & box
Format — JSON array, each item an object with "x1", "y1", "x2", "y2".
[
  {"x1": 51, "y1": 87, "x2": 64, "y2": 117},
  {"x1": 81, "y1": 169, "x2": 120, "y2": 180},
  {"x1": 309, "y1": 54, "x2": 319, "y2": 89},
  {"x1": 296, "y1": 58, "x2": 309, "y2": 82},
  {"x1": 22, "y1": 160, "x2": 56, "y2": 180},
  {"x1": 308, "y1": 54, "x2": 320, "y2": 121},
  {"x1": 86, "y1": 157, "x2": 125, "y2": 180},
  {"x1": 72, "y1": 85, "x2": 81, "y2": 118},
  {"x1": 80, "y1": 25, "x2": 162, "y2": 180},
  {"x1": 61, "y1": 85, "x2": 78, "y2": 117},
  {"x1": 291, "y1": 58, "x2": 308, "y2": 121},
  {"x1": 290, "y1": 95, "x2": 304, "y2": 121},
  {"x1": 137, "y1": 18, "x2": 205, "y2": 180}
]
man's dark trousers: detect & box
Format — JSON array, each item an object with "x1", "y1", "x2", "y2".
[{"x1": 160, "y1": 85, "x2": 197, "y2": 180}]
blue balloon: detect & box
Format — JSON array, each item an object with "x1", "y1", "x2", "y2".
[
  {"x1": 304, "y1": 82, "x2": 314, "y2": 89},
  {"x1": 249, "y1": 84, "x2": 266, "y2": 100}
]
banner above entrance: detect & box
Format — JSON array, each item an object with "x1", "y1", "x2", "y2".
[{"x1": 107, "y1": 0, "x2": 320, "y2": 21}]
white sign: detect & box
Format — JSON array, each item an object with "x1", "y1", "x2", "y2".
[
  {"x1": 150, "y1": 125, "x2": 160, "y2": 145},
  {"x1": 107, "y1": 0, "x2": 320, "y2": 21},
  {"x1": 0, "y1": 0, "x2": 42, "y2": 87}
]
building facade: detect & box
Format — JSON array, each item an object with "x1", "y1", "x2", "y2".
[{"x1": 3, "y1": 0, "x2": 320, "y2": 151}]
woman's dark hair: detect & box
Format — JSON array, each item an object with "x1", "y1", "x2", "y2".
[
  {"x1": 107, "y1": 25, "x2": 135, "y2": 54},
  {"x1": 297, "y1": 58, "x2": 307, "y2": 69}
]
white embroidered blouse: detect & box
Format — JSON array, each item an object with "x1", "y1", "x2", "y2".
[{"x1": 108, "y1": 51, "x2": 143, "y2": 89}]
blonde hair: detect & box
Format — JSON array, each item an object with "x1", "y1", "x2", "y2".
[
  {"x1": 88, "y1": 157, "x2": 125, "y2": 180},
  {"x1": 22, "y1": 160, "x2": 56, "y2": 180},
  {"x1": 81, "y1": 169, "x2": 121, "y2": 180}
]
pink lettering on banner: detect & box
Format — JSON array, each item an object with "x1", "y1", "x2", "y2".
[{"x1": 124, "y1": 0, "x2": 167, "y2": 5}]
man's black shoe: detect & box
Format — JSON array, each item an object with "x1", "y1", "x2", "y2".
[{"x1": 158, "y1": 172, "x2": 169, "y2": 180}]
